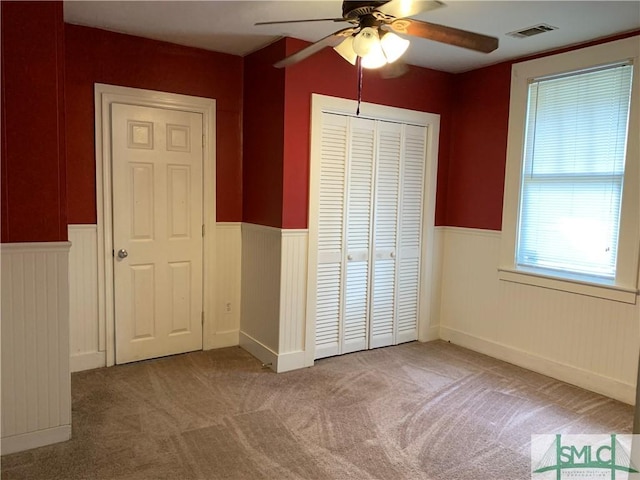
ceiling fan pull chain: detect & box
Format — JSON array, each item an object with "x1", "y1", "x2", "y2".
[{"x1": 356, "y1": 56, "x2": 363, "y2": 116}]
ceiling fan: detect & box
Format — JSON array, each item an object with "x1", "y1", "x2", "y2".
[{"x1": 256, "y1": 0, "x2": 499, "y2": 69}]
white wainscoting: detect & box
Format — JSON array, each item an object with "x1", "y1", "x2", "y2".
[
  {"x1": 1, "y1": 242, "x2": 72, "y2": 454},
  {"x1": 278, "y1": 230, "x2": 309, "y2": 372},
  {"x1": 69, "y1": 223, "x2": 242, "y2": 368},
  {"x1": 420, "y1": 226, "x2": 444, "y2": 342},
  {"x1": 240, "y1": 223, "x2": 282, "y2": 369},
  {"x1": 212, "y1": 222, "x2": 242, "y2": 348},
  {"x1": 68, "y1": 225, "x2": 104, "y2": 372},
  {"x1": 438, "y1": 226, "x2": 639, "y2": 404},
  {"x1": 239, "y1": 224, "x2": 310, "y2": 372}
]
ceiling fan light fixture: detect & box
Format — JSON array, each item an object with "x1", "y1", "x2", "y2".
[
  {"x1": 361, "y1": 40, "x2": 387, "y2": 69},
  {"x1": 352, "y1": 26, "x2": 379, "y2": 56},
  {"x1": 333, "y1": 36, "x2": 358, "y2": 65},
  {"x1": 380, "y1": 32, "x2": 410, "y2": 64}
]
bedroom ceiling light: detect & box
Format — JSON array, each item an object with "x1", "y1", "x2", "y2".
[
  {"x1": 380, "y1": 31, "x2": 410, "y2": 63},
  {"x1": 334, "y1": 27, "x2": 410, "y2": 69},
  {"x1": 333, "y1": 36, "x2": 358, "y2": 64}
]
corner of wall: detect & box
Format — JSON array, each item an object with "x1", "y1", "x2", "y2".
[
  {"x1": 239, "y1": 223, "x2": 282, "y2": 368},
  {"x1": 277, "y1": 229, "x2": 309, "y2": 371},
  {"x1": 238, "y1": 223, "x2": 311, "y2": 373}
]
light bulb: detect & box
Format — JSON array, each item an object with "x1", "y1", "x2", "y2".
[
  {"x1": 380, "y1": 32, "x2": 410, "y2": 64},
  {"x1": 333, "y1": 36, "x2": 357, "y2": 65},
  {"x1": 361, "y1": 40, "x2": 387, "y2": 69},
  {"x1": 352, "y1": 27, "x2": 379, "y2": 57}
]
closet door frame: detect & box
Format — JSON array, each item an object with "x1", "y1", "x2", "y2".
[{"x1": 305, "y1": 94, "x2": 441, "y2": 367}]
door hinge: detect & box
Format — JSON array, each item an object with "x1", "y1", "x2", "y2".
[
  {"x1": 202, "y1": 135, "x2": 206, "y2": 147},
  {"x1": 202, "y1": 224, "x2": 205, "y2": 237},
  {"x1": 201, "y1": 311, "x2": 204, "y2": 325}
]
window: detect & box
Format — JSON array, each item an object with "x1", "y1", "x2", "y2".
[
  {"x1": 518, "y1": 63, "x2": 632, "y2": 279},
  {"x1": 499, "y1": 37, "x2": 639, "y2": 303}
]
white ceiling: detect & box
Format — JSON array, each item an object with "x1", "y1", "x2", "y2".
[{"x1": 64, "y1": 1, "x2": 640, "y2": 73}]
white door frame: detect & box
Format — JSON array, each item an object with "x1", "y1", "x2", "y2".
[
  {"x1": 305, "y1": 93, "x2": 441, "y2": 366},
  {"x1": 95, "y1": 84, "x2": 216, "y2": 367}
]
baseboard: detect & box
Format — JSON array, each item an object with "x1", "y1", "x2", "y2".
[
  {"x1": 440, "y1": 326, "x2": 635, "y2": 405},
  {"x1": 207, "y1": 330, "x2": 239, "y2": 350},
  {"x1": 70, "y1": 351, "x2": 106, "y2": 372},
  {"x1": 1, "y1": 425, "x2": 71, "y2": 455},
  {"x1": 276, "y1": 351, "x2": 307, "y2": 373},
  {"x1": 239, "y1": 331, "x2": 278, "y2": 371},
  {"x1": 238, "y1": 332, "x2": 307, "y2": 373}
]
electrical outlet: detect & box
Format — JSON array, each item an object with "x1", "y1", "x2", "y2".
[{"x1": 225, "y1": 302, "x2": 232, "y2": 313}]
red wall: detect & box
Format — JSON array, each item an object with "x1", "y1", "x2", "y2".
[
  {"x1": 6, "y1": 10, "x2": 635, "y2": 236},
  {"x1": 1, "y1": 2, "x2": 67, "y2": 242},
  {"x1": 446, "y1": 62, "x2": 511, "y2": 230},
  {"x1": 64, "y1": 24, "x2": 244, "y2": 224},
  {"x1": 282, "y1": 37, "x2": 454, "y2": 229},
  {"x1": 444, "y1": 30, "x2": 640, "y2": 231},
  {"x1": 242, "y1": 40, "x2": 286, "y2": 228}
]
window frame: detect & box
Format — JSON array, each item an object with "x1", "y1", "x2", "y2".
[{"x1": 499, "y1": 36, "x2": 640, "y2": 304}]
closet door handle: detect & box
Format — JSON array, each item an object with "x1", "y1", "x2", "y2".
[
  {"x1": 347, "y1": 255, "x2": 353, "y2": 261},
  {"x1": 390, "y1": 252, "x2": 395, "y2": 259}
]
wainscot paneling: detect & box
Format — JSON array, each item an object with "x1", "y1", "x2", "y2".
[
  {"x1": 240, "y1": 223, "x2": 282, "y2": 369},
  {"x1": 212, "y1": 222, "x2": 242, "y2": 348},
  {"x1": 438, "y1": 226, "x2": 639, "y2": 404},
  {"x1": 69, "y1": 223, "x2": 240, "y2": 370},
  {"x1": 278, "y1": 230, "x2": 309, "y2": 372},
  {"x1": 1, "y1": 242, "x2": 72, "y2": 454},
  {"x1": 239, "y1": 224, "x2": 310, "y2": 372},
  {"x1": 420, "y1": 226, "x2": 444, "y2": 342},
  {"x1": 68, "y1": 225, "x2": 104, "y2": 372}
]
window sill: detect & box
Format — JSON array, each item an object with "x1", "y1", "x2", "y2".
[{"x1": 497, "y1": 267, "x2": 638, "y2": 304}]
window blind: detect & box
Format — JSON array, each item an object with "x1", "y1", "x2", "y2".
[{"x1": 517, "y1": 62, "x2": 633, "y2": 279}]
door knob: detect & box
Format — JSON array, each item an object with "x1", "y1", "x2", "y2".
[{"x1": 117, "y1": 249, "x2": 128, "y2": 259}]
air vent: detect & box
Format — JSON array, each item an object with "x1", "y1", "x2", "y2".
[{"x1": 507, "y1": 24, "x2": 558, "y2": 39}]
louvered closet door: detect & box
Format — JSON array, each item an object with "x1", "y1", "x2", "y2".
[
  {"x1": 396, "y1": 124, "x2": 427, "y2": 343},
  {"x1": 343, "y1": 117, "x2": 375, "y2": 354},
  {"x1": 313, "y1": 112, "x2": 427, "y2": 360},
  {"x1": 370, "y1": 121, "x2": 402, "y2": 348},
  {"x1": 315, "y1": 113, "x2": 348, "y2": 359}
]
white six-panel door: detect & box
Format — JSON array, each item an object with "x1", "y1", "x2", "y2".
[
  {"x1": 111, "y1": 103, "x2": 204, "y2": 364},
  {"x1": 314, "y1": 112, "x2": 427, "y2": 359}
]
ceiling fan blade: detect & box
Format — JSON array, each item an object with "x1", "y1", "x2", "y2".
[
  {"x1": 386, "y1": 18, "x2": 498, "y2": 53},
  {"x1": 255, "y1": 18, "x2": 347, "y2": 26},
  {"x1": 375, "y1": 0, "x2": 444, "y2": 19},
  {"x1": 274, "y1": 28, "x2": 357, "y2": 68}
]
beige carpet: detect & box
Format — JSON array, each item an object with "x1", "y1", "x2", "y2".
[{"x1": 1, "y1": 340, "x2": 633, "y2": 479}]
